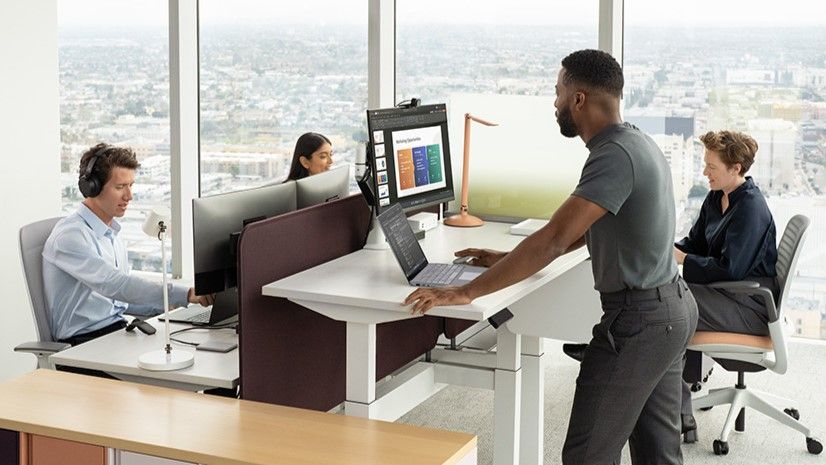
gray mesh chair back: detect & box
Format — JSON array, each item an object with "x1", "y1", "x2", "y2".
[
  {"x1": 774, "y1": 215, "x2": 810, "y2": 313},
  {"x1": 19, "y1": 217, "x2": 62, "y2": 343}
]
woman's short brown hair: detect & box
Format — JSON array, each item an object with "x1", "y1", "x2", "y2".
[{"x1": 699, "y1": 130, "x2": 758, "y2": 175}]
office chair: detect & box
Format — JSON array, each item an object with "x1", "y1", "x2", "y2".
[
  {"x1": 13, "y1": 217, "x2": 70, "y2": 369},
  {"x1": 688, "y1": 215, "x2": 822, "y2": 456}
]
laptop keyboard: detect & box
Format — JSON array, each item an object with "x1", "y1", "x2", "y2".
[
  {"x1": 187, "y1": 310, "x2": 211, "y2": 324},
  {"x1": 415, "y1": 263, "x2": 463, "y2": 286},
  {"x1": 159, "y1": 307, "x2": 211, "y2": 324}
]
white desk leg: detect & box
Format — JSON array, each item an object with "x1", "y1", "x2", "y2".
[
  {"x1": 494, "y1": 327, "x2": 521, "y2": 465},
  {"x1": 344, "y1": 322, "x2": 377, "y2": 418},
  {"x1": 520, "y1": 336, "x2": 544, "y2": 465}
]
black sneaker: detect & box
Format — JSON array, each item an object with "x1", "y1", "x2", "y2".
[{"x1": 562, "y1": 343, "x2": 588, "y2": 362}]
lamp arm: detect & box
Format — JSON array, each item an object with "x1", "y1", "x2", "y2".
[
  {"x1": 460, "y1": 115, "x2": 473, "y2": 212},
  {"x1": 467, "y1": 114, "x2": 498, "y2": 126}
]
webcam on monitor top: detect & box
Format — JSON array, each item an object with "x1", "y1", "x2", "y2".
[{"x1": 395, "y1": 97, "x2": 420, "y2": 109}]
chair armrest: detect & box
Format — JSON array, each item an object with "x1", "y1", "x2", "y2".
[
  {"x1": 707, "y1": 281, "x2": 760, "y2": 290},
  {"x1": 14, "y1": 341, "x2": 71, "y2": 354},
  {"x1": 706, "y1": 281, "x2": 779, "y2": 322}
]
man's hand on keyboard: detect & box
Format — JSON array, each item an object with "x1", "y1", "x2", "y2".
[
  {"x1": 404, "y1": 287, "x2": 471, "y2": 315},
  {"x1": 454, "y1": 248, "x2": 506, "y2": 268},
  {"x1": 187, "y1": 288, "x2": 215, "y2": 307}
]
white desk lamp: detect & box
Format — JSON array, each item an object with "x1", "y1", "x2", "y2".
[
  {"x1": 444, "y1": 113, "x2": 498, "y2": 227},
  {"x1": 138, "y1": 207, "x2": 195, "y2": 371}
]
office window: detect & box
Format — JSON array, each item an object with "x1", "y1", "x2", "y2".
[
  {"x1": 58, "y1": 0, "x2": 171, "y2": 273},
  {"x1": 199, "y1": 1, "x2": 367, "y2": 195},
  {"x1": 625, "y1": 0, "x2": 826, "y2": 339},
  {"x1": 396, "y1": 1, "x2": 598, "y2": 220}
]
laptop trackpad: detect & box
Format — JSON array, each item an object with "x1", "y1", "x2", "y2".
[{"x1": 457, "y1": 270, "x2": 484, "y2": 284}]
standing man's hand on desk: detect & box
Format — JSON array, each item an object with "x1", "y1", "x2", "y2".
[
  {"x1": 454, "y1": 248, "x2": 507, "y2": 268},
  {"x1": 187, "y1": 288, "x2": 215, "y2": 307},
  {"x1": 405, "y1": 287, "x2": 473, "y2": 315}
]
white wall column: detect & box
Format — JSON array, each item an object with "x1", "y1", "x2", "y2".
[
  {"x1": 0, "y1": 1, "x2": 61, "y2": 380},
  {"x1": 169, "y1": 0, "x2": 199, "y2": 280},
  {"x1": 368, "y1": 0, "x2": 395, "y2": 109},
  {"x1": 598, "y1": 0, "x2": 624, "y2": 65}
]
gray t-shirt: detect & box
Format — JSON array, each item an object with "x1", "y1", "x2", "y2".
[{"x1": 572, "y1": 123, "x2": 679, "y2": 293}]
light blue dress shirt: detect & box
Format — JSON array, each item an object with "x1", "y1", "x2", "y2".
[{"x1": 42, "y1": 204, "x2": 189, "y2": 341}]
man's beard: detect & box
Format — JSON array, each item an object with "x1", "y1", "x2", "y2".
[{"x1": 557, "y1": 106, "x2": 578, "y2": 138}]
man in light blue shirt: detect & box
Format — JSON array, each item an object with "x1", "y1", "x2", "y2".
[{"x1": 43, "y1": 143, "x2": 212, "y2": 345}]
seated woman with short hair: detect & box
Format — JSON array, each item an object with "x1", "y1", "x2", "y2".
[{"x1": 674, "y1": 129, "x2": 778, "y2": 441}]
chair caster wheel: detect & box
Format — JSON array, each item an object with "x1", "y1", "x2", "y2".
[
  {"x1": 713, "y1": 439, "x2": 729, "y2": 455},
  {"x1": 684, "y1": 429, "x2": 698, "y2": 444},
  {"x1": 807, "y1": 437, "x2": 823, "y2": 455},
  {"x1": 784, "y1": 408, "x2": 800, "y2": 421},
  {"x1": 700, "y1": 406, "x2": 713, "y2": 411},
  {"x1": 690, "y1": 382, "x2": 703, "y2": 392}
]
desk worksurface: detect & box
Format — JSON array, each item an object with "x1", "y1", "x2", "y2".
[
  {"x1": 263, "y1": 221, "x2": 589, "y2": 322},
  {"x1": 49, "y1": 315, "x2": 239, "y2": 390},
  {"x1": 0, "y1": 370, "x2": 476, "y2": 465}
]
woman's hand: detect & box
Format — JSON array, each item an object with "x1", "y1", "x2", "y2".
[
  {"x1": 454, "y1": 248, "x2": 507, "y2": 268},
  {"x1": 673, "y1": 247, "x2": 687, "y2": 265}
]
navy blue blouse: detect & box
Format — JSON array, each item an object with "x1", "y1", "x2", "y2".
[{"x1": 675, "y1": 177, "x2": 777, "y2": 284}]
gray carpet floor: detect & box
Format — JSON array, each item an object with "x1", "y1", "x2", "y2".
[{"x1": 397, "y1": 339, "x2": 826, "y2": 465}]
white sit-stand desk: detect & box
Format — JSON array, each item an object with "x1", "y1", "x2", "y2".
[
  {"x1": 262, "y1": 220, "x2": 601, "y2": 465},
  {"x1": 49, "y1": 314, "x2": 239, "y2": 392}
]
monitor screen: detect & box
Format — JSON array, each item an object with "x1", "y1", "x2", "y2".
[
  {"x1": 295, "y1": 165, "x2": 351, "y2": 209},
  {"x1": 193, "y1": 181, "x2": 297, "y2": 295},
  {"x1": 366, "y1": 103, "x2": 454, "y2": 213}
]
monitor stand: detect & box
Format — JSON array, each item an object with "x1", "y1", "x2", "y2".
[{"x1": 363, "y1": 213, "x2": 390, "y2": 250}]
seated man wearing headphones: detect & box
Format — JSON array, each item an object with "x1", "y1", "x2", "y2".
[{"x1": 43, "y1": 143, "x2": 213, "y2": 347}]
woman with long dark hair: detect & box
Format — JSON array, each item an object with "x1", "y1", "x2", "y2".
[{"x1": 285, "y1": 132, "x2": 333, "y2": 181}]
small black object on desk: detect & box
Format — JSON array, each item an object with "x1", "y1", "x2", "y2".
[{"x1": 125, "y1": 318, "x2": 156, "y2": 335}]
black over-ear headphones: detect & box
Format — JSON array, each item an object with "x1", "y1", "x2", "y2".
[{"x1": 78, "y1": 145, "x2": 111, "y2": 198}]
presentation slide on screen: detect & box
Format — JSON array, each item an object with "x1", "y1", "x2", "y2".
[{"x1": 391, "y1": 126, "x2": 447, "y2": 198}]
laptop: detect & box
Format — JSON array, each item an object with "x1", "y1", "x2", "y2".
[
  {"x1": 159, "y1": 287, "x2": 239, "y2": 326},
  {"x1": 377, "y1": 203, "x2": 487, "y2": 287}
]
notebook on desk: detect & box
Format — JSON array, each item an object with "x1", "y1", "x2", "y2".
[{"x1": 159, "y1": 288, "x2": 238, "y2": 326}]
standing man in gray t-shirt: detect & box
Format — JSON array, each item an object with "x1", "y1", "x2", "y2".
[{"x1": 404, "y1": 49, "x2": 698, "y2": 465}]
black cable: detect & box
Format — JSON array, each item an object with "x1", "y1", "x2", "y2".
[
  {"x1": 170, "y1": 337, "x2": 199, "y2": 347},
  {"x1": 364, "y1": 191, "x2": 377, "y2": 245},
  {"x1": 169, "y1": 323, "x2": 236, "y2": 336},
  {"x1": 168, "y1": 323, "x2": 236, "y2": 346}
]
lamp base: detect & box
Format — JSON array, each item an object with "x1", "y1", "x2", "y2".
[
  {"x1": 138, "y1": 349, "x2": 194, "y2": 371},
  {"x1": 444, "y1": 212, "x2": 484, "y2": 227}
]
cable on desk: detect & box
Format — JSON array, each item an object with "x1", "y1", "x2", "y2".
[
  {"x1": 169, "y1": 323, "x2": 236, "y2": 336},
  {"x1": 169, "y1": 323, "x2": 236, "y2": 346}
]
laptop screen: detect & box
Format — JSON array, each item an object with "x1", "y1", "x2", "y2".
[{"x1": 376, "y1": 203, "x2": 428, "y2": 281}]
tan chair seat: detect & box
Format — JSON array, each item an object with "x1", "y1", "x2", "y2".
[{"x1": 689, "y1": 331, "x2": 773, "y2": 350}]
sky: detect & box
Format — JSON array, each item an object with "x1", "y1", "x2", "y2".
[{"x1": 58, "y1": 0, "x2": 826, "y2": 27}]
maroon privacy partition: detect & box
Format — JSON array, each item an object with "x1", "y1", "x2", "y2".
[{"x1": 237, "y1": 194, "x2": 447, "y2": 411}]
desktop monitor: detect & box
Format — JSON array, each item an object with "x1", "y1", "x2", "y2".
[
  {"x1": 366, "y1": 103, "x2": 455, "y2": 213},
  {"x1": 193, "y1": 181, "x2": 297, "y2": 295},
  {"x1": 295, "y1": 165, "x2": 351, "y2": 209}
]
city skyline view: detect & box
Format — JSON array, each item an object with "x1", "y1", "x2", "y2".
[{"x1": 59, "y1": 21, "x2": 826, "y2": 338}]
